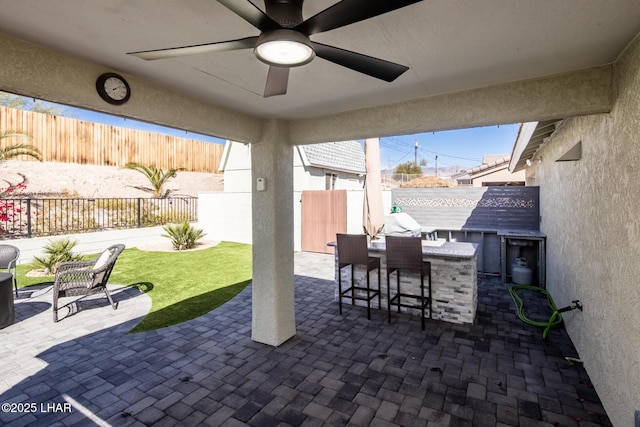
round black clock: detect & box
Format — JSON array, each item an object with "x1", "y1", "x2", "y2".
[{"x1": 96, "y1": 72, "x2": 131, "y2": 105}]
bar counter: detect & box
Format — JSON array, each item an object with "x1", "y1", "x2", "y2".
[{"x1": 329, "y1": 240, "x2": 479, "y2": 324}]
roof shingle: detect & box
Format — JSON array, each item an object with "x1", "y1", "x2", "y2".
[{"x1": 299, "y1": 141, "x2": 365, "y2": 174}]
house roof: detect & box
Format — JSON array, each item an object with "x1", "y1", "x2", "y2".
[
  {"x1": 509, "y1": 120, "x2": 564, "y2": 172},
  {"x1": 451, "y1": 171, "x2": 470, "y2": 180},
  {"x1": 482, "y1": 154, "x2": 510, "y2": 165},
  {"x1": 298, "y1": 141, "x2": 365, "y2": 175},
  {"x1": 218, "y1": 140, "x2": 366, "y2": 175},
  {"x1": 468, "y1": 156, "x2": 511, "y2": 176}
]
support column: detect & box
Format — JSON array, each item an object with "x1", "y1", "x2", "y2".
[{"x1": 250, "y1": 119, "x2": 296, "y2": 346}]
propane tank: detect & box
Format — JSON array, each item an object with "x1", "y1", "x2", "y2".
[{"x1": 511, "y1": 257, "x2": 533, "y2": 285}]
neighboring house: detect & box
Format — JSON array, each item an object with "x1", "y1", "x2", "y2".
[
  {"x1": 450, "y1": 170, "x2": 471, "y2": 186},
  {"x1": 202, "y1": 139, "x2": 379, "y2": 252},
  {"x1": 219, "y1": 140, "x2": 365, "y2": 192},
  {"x1": 454, "y1": 154, "x2": 525, "y2": 186}
]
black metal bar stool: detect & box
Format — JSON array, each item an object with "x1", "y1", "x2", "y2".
[
  {"x1": 336, "y1": 234, "x2": 381, "y2": 320},
  {"x1": 385, "y1": 235, "x2": 432, "y2": 330}
]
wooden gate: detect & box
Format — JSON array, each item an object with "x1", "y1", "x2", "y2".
[{"x1": 301, "y1": 190, "x2": 347, "y2": 254}]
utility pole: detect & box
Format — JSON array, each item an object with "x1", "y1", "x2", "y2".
[
  {"x1": 414, "y1": 138, "x2": 418, "y2": 167},
  {"x1": 435, "y1": 152, "x2": 438, "y2": 177}
]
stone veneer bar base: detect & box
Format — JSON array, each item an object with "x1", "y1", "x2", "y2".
[{"x1": 333, "y1": 241, "x2": 478, "y2": 324}]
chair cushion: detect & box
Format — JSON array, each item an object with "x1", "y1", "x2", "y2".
[{"x1": 93, "y1": 249, "x2": 111, "y2": 270}]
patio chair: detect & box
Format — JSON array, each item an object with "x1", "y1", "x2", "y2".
[
  {"x1": 385, "y1": 235, "x2": 432, "y2": 330},
  {"x1": 52, "y1": 244, "x2": 125, "y2": 322},
  {"x1": 0, "y1": 244, "x2": 20, "y2": 298},
  {"x1": 336, "y1": 234, "x2": 381, "y2": 320}
]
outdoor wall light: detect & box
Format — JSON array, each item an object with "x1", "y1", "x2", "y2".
[
  {"x1": 255, "y1": 30, "x2": 315, "y2": 66},
  {"x1": 526, "y1": 157, "x2": 542, "y2": 167}
]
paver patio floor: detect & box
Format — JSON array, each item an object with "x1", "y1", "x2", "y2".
[{"x1": 0, "y1": 252, "x2": 611, "y2": 426}]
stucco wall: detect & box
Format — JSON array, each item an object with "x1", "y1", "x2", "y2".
[
  {"x1": 530, "y1": 36, "x2": 640, "y2": 427},
  {"x1": 222, "y1": 142, "x2": 253, "y2": 193},
  {"x1": 198, "y1": 192, "x2": 253, "y2": 245}
]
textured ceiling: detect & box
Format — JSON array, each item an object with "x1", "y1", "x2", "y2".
[{"x1": 0, "y1": 1, "x2": 638, "y2": 120}]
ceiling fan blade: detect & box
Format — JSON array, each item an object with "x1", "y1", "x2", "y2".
[
  {"x1": 311, "y1": 42, "x2": 408, "y2": 82},
  {"x1": 128, "y1": 37, "x2": 259, "y2": 60},
  {"x1": 295, "y1": 0, "x2": 423, "y2": 36},
  {"x1": 217, "y1": 0, "x2": 281, "y2": 32},
  {"x1": 264, "y1": 66, "x2": 289, "y2": 97}
]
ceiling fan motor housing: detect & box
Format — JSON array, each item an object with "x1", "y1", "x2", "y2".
[{"x1": 265, "y1": 0, "x2": 304, "y2": 27}]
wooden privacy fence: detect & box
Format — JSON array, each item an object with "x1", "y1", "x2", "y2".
[{"x1": 0, "y1": 106, "x2": 224, "y2": 172}]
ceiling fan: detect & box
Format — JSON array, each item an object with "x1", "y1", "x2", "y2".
[{"x1": 128, "y1": 0, "x2": 423, "y2": 97}]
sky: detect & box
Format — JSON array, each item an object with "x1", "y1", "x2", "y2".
[
  {"x1": 379, "y1": 124, "x2": 520, "y2": 171},
  {"x1": 12, "y1": 96, "x2": 520, "y2": 172}
]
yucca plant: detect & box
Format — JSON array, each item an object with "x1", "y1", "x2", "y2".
[
  {"x1": 33, "y1": 238, "x2": 82, "y2": 274},
  {"x1": 162, "y1": 221, "x2": 206, "y2": 250}
]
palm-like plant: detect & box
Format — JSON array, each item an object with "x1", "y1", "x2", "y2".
[
  {"x1": 33, "y1": 238, "x2": 82, "y2": 274},
  {"x1": 0, "y1": 131, "x2": 42, "y2": 162},
  {"x1": 125, "y1": 162, "x2": 185, "y2": 198},
  {"x1": 162, "y1": 221, "x2": 206, "y2": 250}
]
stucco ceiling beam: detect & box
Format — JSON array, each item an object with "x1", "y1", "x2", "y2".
[
  {"x1": 0, "y1": 32, "x2": 262, "y2": 144},
  {"x1": 288, "y1": 66, "x2": 613, "y2": 145}
]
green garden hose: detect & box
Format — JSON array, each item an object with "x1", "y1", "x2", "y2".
[{"x1": 508, "y1": 285, "x2": 563, "y2": 339}]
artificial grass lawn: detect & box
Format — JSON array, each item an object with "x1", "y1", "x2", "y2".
[{"x1": 17, "y1": 241, "x2": 252, "y2": 333}]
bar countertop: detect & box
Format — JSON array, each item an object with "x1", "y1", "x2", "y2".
[
  {"x1": 496, "y1": 229, "x2": 546, "y2": 238},
  {"x1": 328, "y1": 239, "x2": 478, "y2": 259}
]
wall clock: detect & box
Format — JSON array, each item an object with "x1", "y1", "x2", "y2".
[{"x1": 96, "y1": 72, "x2": 130, "y2": 105}]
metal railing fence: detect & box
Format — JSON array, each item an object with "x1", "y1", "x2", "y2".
[{"x1": 0, "y1": 197, "x2": 197, "y2": 239}]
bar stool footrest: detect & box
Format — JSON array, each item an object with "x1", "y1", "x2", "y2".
[
  {"x1": 341, "y1": 286, "x2": 380, "y2": 302},
  {"x1": 389, "y1": 294, "x2": 431, "y2": 311}
]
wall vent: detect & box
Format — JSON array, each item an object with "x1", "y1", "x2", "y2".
[{"x1": 556, "y1": 141, "x2": 582, "y2": 162}]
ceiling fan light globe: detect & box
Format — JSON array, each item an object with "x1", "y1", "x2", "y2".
[{"x1": 255, "y1": 30, "x2": 314, "y2": 66}]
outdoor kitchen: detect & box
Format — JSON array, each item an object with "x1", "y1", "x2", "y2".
[
  {"x1": 330, "y1": 185, "x2": 545, "y2": 325},
  {"x1": 331, "y1": 238, "x2": 479, "y2": 324}
]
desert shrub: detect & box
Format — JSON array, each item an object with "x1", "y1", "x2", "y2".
[
  {"x1": 400, "y1": 176, "x2": 453, "y2": 188},
  {"x1": 33, "y1": 238, "x2": 83, "y2": 273},
  {"x1": 162, "y1": 221, "x2": 206, "y2": 250},
  {"x1": 394, "y1": 161, "x2": 423, "y2": 175},
  {"x1": 141, "y1": 210, "x2": 192, "y2": 226}
]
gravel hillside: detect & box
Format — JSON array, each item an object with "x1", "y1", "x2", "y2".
[{"x1": 0, "y1": 160, "x2": 223, "y2": 198}]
